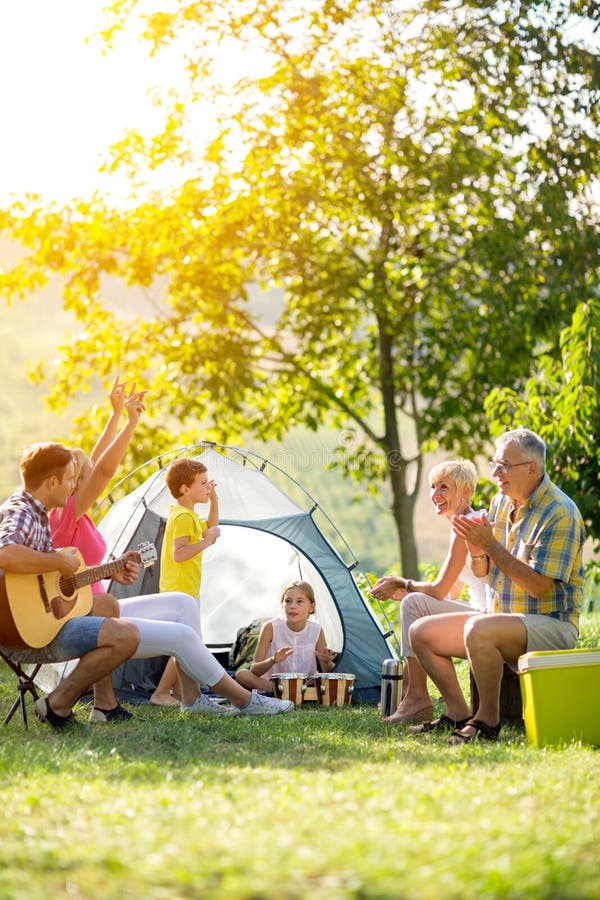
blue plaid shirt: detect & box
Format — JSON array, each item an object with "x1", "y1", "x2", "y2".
[
  {"x1": 0, "y1": 488, "x2": 52, "y2": 553},
  {"x1": 488, "y1": 474, "x2": 584, "y2": 630}
]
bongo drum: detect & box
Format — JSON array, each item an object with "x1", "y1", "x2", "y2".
[
  {"x1": 269, "y1": 673, "x2": 307, "y2": 706},
  {"x1": 314, "y1": 673, "x2": 355, "y2": 707}
]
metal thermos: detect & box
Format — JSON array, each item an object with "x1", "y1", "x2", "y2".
[{"x1": 380, "y1": 658, "x2": 403, "y2": 717}]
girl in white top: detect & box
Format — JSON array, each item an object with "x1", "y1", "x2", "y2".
[
  {"x1": 371, "y1": 459, "x2": 488, "y2": 725},
  {"x1": 235, "y1": 581, "x2": 337, "y2": 693}
]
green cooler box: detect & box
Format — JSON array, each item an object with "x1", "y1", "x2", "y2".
[{"x1": 518, "y1": 648, "x2": 600, "y2": 748}]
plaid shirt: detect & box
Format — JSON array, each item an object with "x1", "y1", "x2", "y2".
[
  {"x1": 488, "y1": 474, "x2": 584, "y2": 630},
  {"x1": 0, "y1": 488, "x2": 52, "y2": 553}
]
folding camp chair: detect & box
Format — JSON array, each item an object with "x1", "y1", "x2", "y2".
[{"x1": 0, "y1": 647, "x2": 42, "y2": 727}]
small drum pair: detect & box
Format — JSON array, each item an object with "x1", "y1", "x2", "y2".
[{"x1": 270, "y1": 672, "x2": 355, "y2": 707}]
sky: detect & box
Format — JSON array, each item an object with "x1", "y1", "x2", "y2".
[{"x1": 0, "y1": 0, "x2": 164, "y2": 204}]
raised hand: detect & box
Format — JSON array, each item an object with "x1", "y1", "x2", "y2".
[
  {"x1": 273, "y1": 646, "x2": 294, "y2": 664},
  {"x1": 124, "y1": 383, "x2": 148, "y2": 426},
  {"x1": 315, "y1": 647, "x2": 338, "y2": 667},
  {"x1": 108, "y1": 375, "x2": 129, "y2": 416},
  {"x1": 451, "y1": 512, "x2": 493, "y2": 555}
]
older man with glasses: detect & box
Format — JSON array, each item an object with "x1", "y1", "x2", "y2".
[{"x1": 408, "y1": 428, "x2": 585, "y2": 744}]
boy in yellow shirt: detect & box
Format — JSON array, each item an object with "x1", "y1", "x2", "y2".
[
  {"x1": 147, "y1": 456, "x2": 293, "y2": 715},
  {"x1": 151, "y1": 457, "x2": 220, "y2": 707}
]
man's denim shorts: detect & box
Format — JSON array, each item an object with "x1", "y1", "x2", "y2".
[{"x1": 0, "y1": 614, "x2": 104, "y2": 665}]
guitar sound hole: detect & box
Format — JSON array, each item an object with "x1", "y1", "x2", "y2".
[{"x1": 59, "y1": 578, "x2": 76, "y2": 598}]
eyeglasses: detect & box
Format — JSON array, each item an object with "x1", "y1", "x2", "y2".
[{"x1": 489, "y1": 459, "x2": 533, "y2": 473}]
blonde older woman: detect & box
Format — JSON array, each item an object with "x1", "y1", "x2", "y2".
[{"x1": 371, "y1": 459, "x2": 488, "y2": 726}]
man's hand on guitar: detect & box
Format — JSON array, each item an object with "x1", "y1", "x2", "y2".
[
  {"x1": 53, "y1": 550, "x2": 81, "y2": 576},
  {"x1": 112, "y1": 554, "x2": 141, "y2": 586}
]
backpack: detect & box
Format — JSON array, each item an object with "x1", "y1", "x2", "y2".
[{"x1": 228, "y1": 618, "x2": 269, "y2": 671}]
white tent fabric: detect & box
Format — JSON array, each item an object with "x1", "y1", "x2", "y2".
[{"x1": 98, "y1": 443, "x2": 397, "y2": 702}]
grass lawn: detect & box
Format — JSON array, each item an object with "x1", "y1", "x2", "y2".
[{"x1": 0, "y1": 618, "x2": 598, "y2": 900}]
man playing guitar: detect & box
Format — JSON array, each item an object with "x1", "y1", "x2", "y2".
[{"x1": 0, "y1": 442, "x2": 140, "y2": 729}]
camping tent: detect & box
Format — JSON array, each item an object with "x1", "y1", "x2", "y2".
[{"x1": 98, "y1": 442, "x2": 398, "y2": 703}]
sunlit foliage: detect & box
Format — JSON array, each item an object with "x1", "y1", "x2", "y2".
[{"x1": 0, "y1": 0, "x2": 598, "y2": 571}]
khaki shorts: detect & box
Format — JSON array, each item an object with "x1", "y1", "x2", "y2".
[{"x1": 506, "y1": 614, "x2": 578, "y2": 672}]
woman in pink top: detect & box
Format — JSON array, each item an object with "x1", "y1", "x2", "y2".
[
  {"x1": 47, "y1": 376, "x2": 146, "y2": 721},
  {"x1": 235, "y1": 581, "x2": 338, "y2": 694},
  {"x1": 49, "y1": 376, "x2": 146, "y2": 598}
]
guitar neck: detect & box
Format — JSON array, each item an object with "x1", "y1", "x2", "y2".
[{"x1": 71, "y1": 555, "x2": 133, "y2": 590}]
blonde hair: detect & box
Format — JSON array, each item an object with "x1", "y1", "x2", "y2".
[
  {"x1": 280, "y1": 580, "x2": 316, "y2": 609},
  {"x1": 428, "y1": 459, "x2": 478, "y2": 496},
  {"x1": 70, "y1": 449, "x2": 88, "y2": 484}
]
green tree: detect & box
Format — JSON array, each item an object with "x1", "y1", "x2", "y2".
[
  {"x1": 485, "y1": 298, "x2": 600, "y2": 549},
  {"x1": 0, "y1": 0, "x2": 598, "y2": 574}
]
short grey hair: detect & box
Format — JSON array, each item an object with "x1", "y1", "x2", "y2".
[{"x1": 495, "y1": 429, "x2": 546, "y2": 471}]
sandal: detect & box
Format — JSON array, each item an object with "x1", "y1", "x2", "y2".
[
  {"x1": 409, "y1": 714, "x2": 471, "y2": 735},
  {"x1": 447, "y1": 718, "x2": 501, "y2": 745}
]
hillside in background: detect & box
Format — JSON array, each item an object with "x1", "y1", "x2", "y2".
[{"x1": 0, "y1": 253, "x2": 448, "y2": 574}]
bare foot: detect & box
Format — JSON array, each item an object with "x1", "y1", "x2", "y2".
[
  {"x1": 382, "y1": 704, "x2": 434, "y2": 725},
  {"x1": 150, "y1": 693, "x2": 180, "y2": 707}
]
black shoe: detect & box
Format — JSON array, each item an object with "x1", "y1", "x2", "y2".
[
  {"x1": 447, "y1": 718, "x2": 502, "y2": 745},
  {"x1": 410, "y1": 714, "x2": 471, "y2": 735},
  {"x1": 89, "y1": 703, "x2": 135, "y2": 723},
  {"x1": 34, "y1": 695, "x2": 77, "y2": 730}
]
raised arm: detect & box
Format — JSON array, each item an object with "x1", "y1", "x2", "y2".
[
  {"x1": 89, "y1": 376, "x2": 129, "y2": 464},
  {"x1": 73, "y1": 388, "x2": 147, "y2": 520},
  {"x1": 206, "y1": 481, "x2": 219, "y2": 529}
]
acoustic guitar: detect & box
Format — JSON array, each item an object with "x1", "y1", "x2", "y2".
[{"x1": 0, "y1": 542, "x2": 157, "y2": 650}]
